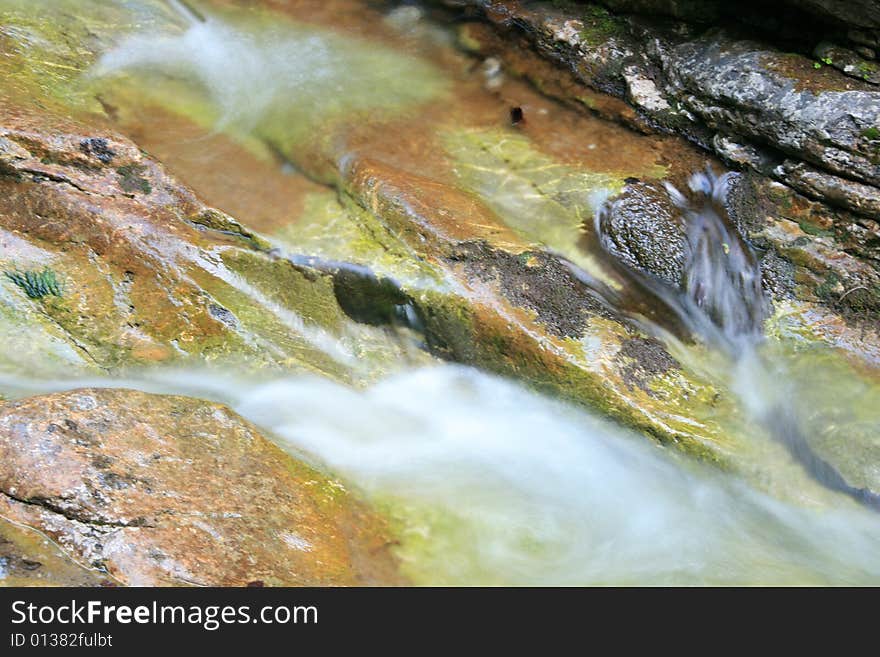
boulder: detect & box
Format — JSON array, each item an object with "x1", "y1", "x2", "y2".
[{"x1": 0, "y1": 388, "x2": 403, "y2": 586}]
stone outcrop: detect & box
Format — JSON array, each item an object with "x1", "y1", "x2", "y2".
[{"x1": 445, "y1": 2, "x2": 880, "y2": 218}]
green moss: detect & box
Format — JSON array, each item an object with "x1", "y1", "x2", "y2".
[
  {"x1": 796, "y1": 219, "x2": 834, "y2": 237},
  {"x1": 862, "y1": 126, "x2": 880, "y2": 141},
  {"x1": 577, "y1": 4, "x2": 625, "y2": 47},
  {"x1": 4, "y1": 267, "x2": 62, "y2": 298},
  {"x1": 858, "y1": 60, "x2": 877, "y2": 79},
  {"x1": 815, "y1": 271, "x2": 841, "y2": 300},
  {"x1": 115, "y1": 164, "x2": 151, "y2": 195}
]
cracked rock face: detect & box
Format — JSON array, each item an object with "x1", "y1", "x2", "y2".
[
  {"x1": 666, "y1": 36, "x2": 880, "y2": 196},
  {"x1": 0, "y1": 388, "x2": 403, "y2": 586}
]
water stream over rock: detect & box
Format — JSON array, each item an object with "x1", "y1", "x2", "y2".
[{"x1": 0, "y1": 0, "x2": 879, "y2": 585}]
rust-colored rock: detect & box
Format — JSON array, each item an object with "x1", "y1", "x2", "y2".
[{"x1": 0, "y1": 388, "x2": 404, "y2": 586}]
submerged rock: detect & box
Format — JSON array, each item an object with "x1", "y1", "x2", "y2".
[
  {"x1": 0, "y1": 388, "x2": 403, "y2": 586},
  {"x1": 594, "y1": 181, "x2": 685, "y2": 286},
  {"x1": 0, "y1": 108, "x2": 423, "y2": 382}
]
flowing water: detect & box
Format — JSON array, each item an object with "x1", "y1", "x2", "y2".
[
  {"x1": 2, "y1": 0, "x2": 880, "y2": 584},
  {"x1": 4, "y1": 365, "x2": 880, "y2": 585},
  {"x1": 595, "y1": 170, "x2": 880, "y2": 512}
]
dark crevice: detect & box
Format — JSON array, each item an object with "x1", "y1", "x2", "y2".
[{"x1": 0, "y1": 488, "x2": 152, "y2": 529}]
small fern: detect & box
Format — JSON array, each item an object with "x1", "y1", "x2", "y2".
[{"x1": 4, "y1": 267, "x2": 63, "y2": 299}]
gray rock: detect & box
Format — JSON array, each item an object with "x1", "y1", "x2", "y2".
[
  {"x1": 814, "y1": 42, "x2": 880, "y2": 85},
  {"x1": 596, "y1": 182, "x2": 685, "y2": 286},
  {"x1": 445, "y1": 1, "x2": 880, "y2": 219},
  {"x1": 785, "y1": 0, "x2": 880, "y2": 30},
  {"x1": 776, "y1": 160, "x2": 880, "y2": 218},
  {"x1": 663, "y1": 35, "x2": 880, "y2": 191}
]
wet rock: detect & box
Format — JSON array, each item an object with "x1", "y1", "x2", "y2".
[
  {"x1": 441, "y1": 2, "x2": 880, "y2": 221},
  {"x1": 0, "y1": 517, "x2": 107, "y2": 586},
  {"x1": 595, "y1": 181, "x2": 685, "y2": 286},
  {"x1": 668, "y1": 36, "x2": 880, "y2": 191},
  {"x1": 79, "y1": 137, "x2": 116, "y2": 164},
  {"x1": 775, "y1": 160, "x2": 880, "y2": 218},
  {"x1": 0, "y1": 110, "x2": 412, "y2": 382},
  {"x1": 727, "y1": 172, "x2": 880, "y2": 318},
  {"x1": 447, "y1": 241, "x2": 618, "y2": 338},
  {"x1": 0, "y1": 388, "x2": 403, "y2": 586},
  {"x1": 1, "y1": 0, "x2": 871, "y2": 493},
  {"x1": 615, "y1": 335, "x2": 679, "y2": 394},
  {"x1": 813, "y1": 42, "x2": 880, "y2": 85}
]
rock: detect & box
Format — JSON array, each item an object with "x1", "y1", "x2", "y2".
[
  {"x1": 594, "y1": 181, "x2": 685, "y2": 286},
  {"x1": 0, "y1": 0, "x2": 875, "y2": 505},
  {"x1": 0, "y1": 0, "x2": 714, "y2": 461},
  {"x1": 814, "y1": 42, "x2": 880, "y2": 85},
  {"x1": 0, "y1": 517, "x2": 108, "y2": 586},
  {"x1": 666, "y1": 35, "x2": 880, "y2": 192},
  {"x1": 440, "y1": 2, "x2": 880, "y2": 222},
  {"x1": 439, "y1": 0, "x2": 880, "y2": 321},
  {"x1": 0, "y1": 0, "x2": 434, "y2": 384},
  {"x1": 776, "y1": 160, "x2": 880, "y2": 218},
  {"x1": 727, "y1": 172, "x2": 880, "y2": 319},
  {"x1": 0, "y1": 388, "x2": 403, "y2": 586},
  {"x1": 0, "y1": 108, "x2": 421, "y2": 382}
]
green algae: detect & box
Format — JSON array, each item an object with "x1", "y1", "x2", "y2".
[
  {"x1": 0, "y1": 284, "x2": 97, "y2": 377},
  {"x1": 0, "y1": 0, "x2": 177, "y2": 112},
  {"x1": 115, "y1": 163, "x2": 152, "y2": 194},
  {"x1": 271, "y1": 190, "x2": 444, "y2": 290},
  {"x1": 576, "y1": 3, "x2": 627, "y2": 47}
]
